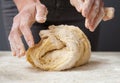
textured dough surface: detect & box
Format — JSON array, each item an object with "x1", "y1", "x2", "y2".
[{"x1": 26, "y1": 25, "x2": 91, "y2": 71}]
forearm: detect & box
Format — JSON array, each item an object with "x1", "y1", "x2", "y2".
[{"x1": 13, "y1": 0, "x2": 37, "y2": 11}]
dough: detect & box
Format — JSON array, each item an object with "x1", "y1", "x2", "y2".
[{"x1": 26, "y1": 25, "x2": 91, "y2": 71}]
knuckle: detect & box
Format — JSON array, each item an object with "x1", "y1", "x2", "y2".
[
  {"x1": 13, "y1": 15, "x2": 19, "y2": 22},
  {"x1": 17, "y1": 45, "x2": 21, "y2": 50},
  {"x1": 25, "y1": 35, "x2": 33, "y2": 44},
  {"x1": 24, "y1": 12, "x2": 31, "y2": 17},
  {"x1": 40, "y1": 4, "x2": 46, "y2": 9},
  {"x1": 40, "y1": 4, "x2": 47, "y2": 12},
  {"x1": 100, "y1": 8, "x2": 104, "y2": 14},
  {"x1": 19, "y1": 25, "x2": 24, "y2": 30},
  {"x1": 94, "y1": 7, "x2": 99, "y2": 13}
]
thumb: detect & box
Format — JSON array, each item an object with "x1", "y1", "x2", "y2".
[
  {"x1": 70, "y1": 0, "x2": 84, "y2": 13},
  {"x1": 103, "y1": 7, "x2": 115, "y2": 21},
  {"x1": 35, "y1": 2, "x2": 48, "y2": 23}
]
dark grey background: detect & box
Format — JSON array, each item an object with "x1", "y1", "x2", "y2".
[
  {"x1": 0, "y1": 0, "x2": 120, "y2": 51},
  {"x1": 98, "y1": 0, "x2": 120, "y2": 51},
  {"x1": 0, "y1": 2, "x2": 8, "y2": 50}
]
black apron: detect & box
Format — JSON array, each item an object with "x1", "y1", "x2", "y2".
[{"x1": 0, "y1": 0, "x2": 100, "y2": 51}]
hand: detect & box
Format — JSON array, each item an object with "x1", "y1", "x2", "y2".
[
  {"x1": 8, "y1": 1, "x2": 48, "y2": 57},
  {"x1": 70, "y1": 0, "x2": 105, "y2": 31}
]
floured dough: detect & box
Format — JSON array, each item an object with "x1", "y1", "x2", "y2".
[{"x1": 26, "y1": 25, "x2": 91, "y2": 71}]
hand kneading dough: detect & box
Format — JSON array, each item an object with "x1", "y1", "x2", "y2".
[{"x1": 26, "y1": 25, "x2": 91, "y2": 71}]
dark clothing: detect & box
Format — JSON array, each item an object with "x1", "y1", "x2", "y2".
[{"x1": 0, "y1": 0, "x2": 100, "y2": 51}]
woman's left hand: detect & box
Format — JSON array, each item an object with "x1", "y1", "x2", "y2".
[{"x1": 70, "y1": 0, "x2": 105, "y2": 32}]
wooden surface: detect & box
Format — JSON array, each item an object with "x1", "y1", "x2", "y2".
[{"x1": 0, "y1": 52, "x2": 120, "y2": 83}]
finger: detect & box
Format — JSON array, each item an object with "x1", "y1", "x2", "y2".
[
  {"x1": 9, "y1": 22, "x2": 25, "y2": 57},
  {"x1": 103, "y1": 7, "x2": 115, "y2": 21},
  {"x1": 13, "y1": 30, "x2": 25, "y2": 57},
  {"x1": 35, "y1": 3, "x2": 48, "y2": 23},
  {"x1": 89, "y1": 3, "x2": 105, "y2": 32},
  {"x1": 19, "y1": 10, "x2": 35, "y2": 48},
  {"x1": 82, "y1": 0, "x2": 94, "y2": 17},
  {"x1": 9, "y1": 35, "x2": 17, "y2": 56},
  {"x1": 10, "y1": 15, "x2": 26, "y2": 57},
  {"x1": 72, "y1": 0, "x2": 84, "y2": 12},
  {"x1": 19, "y1": 23, "x2": 34, "y2": 48},
  {"x1": 9, "y1": 30, "x2": 21, "y2": 57},
  {"x1": 85, "y1": 18, "x2": 89, "y2": 29},
  {"x1": 9, "y1": 18, "x2": 20, "y2": 56},
  {"x1": 87, "y1": 0, "x2": 101, "y2": 25}
]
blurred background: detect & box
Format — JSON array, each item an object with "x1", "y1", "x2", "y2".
[
  {"x1": 98, "y1": 0, "x2": 120, "y2": 51},
  {"x1": 0, "y1": 0, "x2": 120, "y2": 51}
]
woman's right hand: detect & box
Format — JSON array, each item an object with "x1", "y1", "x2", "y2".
[
  {"x1": 70, "y1": 0, "x2": 105, "y2": 32},
  {"x1": 8, "y1": 0, "x2": 48, "y2": 57}
]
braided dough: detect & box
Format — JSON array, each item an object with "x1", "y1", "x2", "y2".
[{"x1": 26, "y1": 25, "x2": 91, "y2": 71}]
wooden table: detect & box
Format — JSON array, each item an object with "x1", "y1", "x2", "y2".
[{"x1": 0, "y1": 52, "x2": 120, "y2": 83}]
